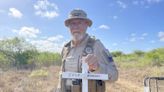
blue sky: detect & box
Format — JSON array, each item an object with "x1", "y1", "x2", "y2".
[{"x1": 0, "y1": 0, "x2": 164, "y2": 53}]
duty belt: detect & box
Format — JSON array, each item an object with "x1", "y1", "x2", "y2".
[
  {"x1": 65, "y1": 79, "x2": 81, "y2": 92},
  {"x1": 65, "y1": 85, "x2": 71, "y2": 92}
]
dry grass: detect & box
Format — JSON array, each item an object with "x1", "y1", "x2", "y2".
[
  {"x1": 0, "y1": 66, "x2": 60, "y2": 92},
  {"x1": 0, "y1": 66, "x2": 163, "y2": 92}
]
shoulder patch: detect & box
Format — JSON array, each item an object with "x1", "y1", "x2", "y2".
[{"x1": 104, "y1": 49, "x2": 114, "y2": 63}]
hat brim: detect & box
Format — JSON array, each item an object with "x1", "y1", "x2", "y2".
[{"x1": 65, "y1": 18, "x2": 92, "y2": 27}]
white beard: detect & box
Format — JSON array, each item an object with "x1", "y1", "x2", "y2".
[{"x1": 72, "y1": 32, "x2": 85, "y2": 42}]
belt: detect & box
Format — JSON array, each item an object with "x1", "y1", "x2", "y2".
[{"x1": 65, "y1": 85, "x2": 71, "y2": 92}]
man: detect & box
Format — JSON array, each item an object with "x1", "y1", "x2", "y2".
[{"x1": 56, "y1": 9, "x2": 118, "y2": 92}]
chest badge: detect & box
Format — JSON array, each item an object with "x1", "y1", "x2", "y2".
[{"x1": 85, "y1": 46, "x2": 93, "y2": 54}]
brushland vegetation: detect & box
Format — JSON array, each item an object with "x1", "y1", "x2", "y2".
[
  {"x1": 0, "y1": 37, "x2": 62, "y2": 70},
  {"x1": 112, "y1": 48, "x2": 164, "y2": 68},
  {"x1": 0, "y1": 37, "x2": 164, "y2": 92}
]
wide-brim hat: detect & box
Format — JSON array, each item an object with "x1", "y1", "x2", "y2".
[{"x1": 65, "y1": 9, "x2": 92, "y2": 27}]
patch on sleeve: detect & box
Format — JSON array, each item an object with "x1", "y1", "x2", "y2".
[
  {"x1": 104, "y1": 49, "x2": 114, "y2": 63},
  {"x1": 107, "y1": 56, "x2": 114, "y2": 62}
]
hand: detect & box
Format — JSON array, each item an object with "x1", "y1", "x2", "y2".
[{"x1": 82, "y1": 54, "x2": 99, "y2": 71}]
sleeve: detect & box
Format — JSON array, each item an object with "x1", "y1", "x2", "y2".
[{"x1": 93, "y1": 40, "x2": 118, "y2": 82}]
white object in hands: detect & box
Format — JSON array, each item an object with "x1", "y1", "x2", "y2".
[{"x1": 62, "y1": 61, "x2": 109, "y2": 92}]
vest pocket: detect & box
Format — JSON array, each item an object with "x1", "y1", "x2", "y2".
[
  {"x1": 96, "y1": 80, "x2": 105, "y2": 92},
  {"x1": 71, "y1": 79, "x2": 81, "y2": 92}
]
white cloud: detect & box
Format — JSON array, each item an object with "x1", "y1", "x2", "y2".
[
  {"x1": 132, "y1": 1, "x2": 139, "y2": 5},
  {"x1": 99, "y1": 25, "x2": 110, "y2": 30},
  {"x1": 158, "y1": 31, "x2": 164, "y2": 42},
  {"x1": 150, "y1": 40, "x2": 156, "y2": 43},
  {"x1": 127, "y1": 33, "x2": 148, "y2": 42},
  {"x1": 129, "y1": 33, "x2": 148, "y2": 42},
  {"x1": 47, "y1": 35, "x2": 63, "y2": 42},
  {"x1": 34, "y1": 0, "x2": 59, "y2": 19},
  {"x1": 113, "y1": 16, "x2": 118, "y2": 20},
  {"x1": 146, "y1": 0, "x2": 161, "y2": 4},
  {"x1": 11, "y1": 28, "x2": 66, "y2": 52},
  {"x1": 130, "y1": 33, "x2": 136, "y2": 37},
  {"x1": 30, "y1": 35, "x2": 65, "y2": 53},
  {"x1": 129, "y1": 37, "x2": 136, "y2": 42},
  {"x1": 116, "y1": 1, "x2": 127, "y2": 9},
  {"x1": 136, "y1": 33, "x2": 148, "y2": 40},
  {"x1": 12, "y1": 26, "x2": 40, "y2": 38},
  {"x1": 139, "y1": 37, "x2": 145, "y2": 40},
  {"x1": 142, "y1": 33, "x2": 148, "y2": 36},
  {"x1": 112, "y1": 43, "x2": 118, "y2": 46},
  {"x1": 12, "y1": 29, "x2": 18, "y2": 33},
  {"x1": 132, "y1": 0, "x2": 162, "y2": 7},
  {"x1": 8, "y1": 8, "x2": 23, "y2": 18},
  {"x1": 145, "y1": 47, "x2": 153, "y2": 51}
]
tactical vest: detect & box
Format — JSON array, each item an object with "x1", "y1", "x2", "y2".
[{"x1": 60, "y1": 37, "x2": 105, "y2": 92}]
